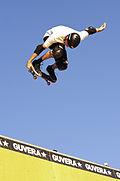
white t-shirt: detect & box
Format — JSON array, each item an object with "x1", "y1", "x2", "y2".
[{"x1": 43, "y1": 25, "x2": 89, "y2": 48}]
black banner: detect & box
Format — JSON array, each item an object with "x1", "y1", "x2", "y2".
[{"x1": 0, "y1": 136, "x2": 120, "y2": 179}]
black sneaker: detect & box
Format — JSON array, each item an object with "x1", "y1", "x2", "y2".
[
  {"x1": 32, "y1": 59, "x2": 42, "y2": 76},
  {"x1": 46, "y1": 65, "x2": 57, "y2": 82}
]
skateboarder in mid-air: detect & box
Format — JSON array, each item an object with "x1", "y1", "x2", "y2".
[{"x1": 26, "y1": 23, "x2": 106, "y2": 83}]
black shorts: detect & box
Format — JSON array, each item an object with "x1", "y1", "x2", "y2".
[{"x1": 43, "y1": 36, "x2": 68, "y2": 70}]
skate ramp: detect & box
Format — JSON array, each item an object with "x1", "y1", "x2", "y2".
[{"x1": 0, "y1": 135, "x2": 120, "y2": 181}]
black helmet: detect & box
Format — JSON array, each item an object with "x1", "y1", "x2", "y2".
[{"x1": 67, "y1": 33, "x2": 80, "y2": 48}]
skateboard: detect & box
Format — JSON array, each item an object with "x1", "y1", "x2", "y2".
[{"x1": 28, "y1": 66, "x2": 53, "y2": 86}]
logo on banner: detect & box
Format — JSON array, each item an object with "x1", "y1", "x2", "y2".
[
  {"x1": 85, "y1": 163, "x2": 112, "y2": 176},
  {"x1": 52, "y1": 154, "x2": 82, "y2": 168}
]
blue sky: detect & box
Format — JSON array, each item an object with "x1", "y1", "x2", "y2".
[{"x1": 0, "y1": 0, "x2": 120, "y2": 170}]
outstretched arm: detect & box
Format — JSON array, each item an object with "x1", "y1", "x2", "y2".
[
  {"x1": 79, "y1": 23, "x2": 106, "y2": 43},
  {"x1": 85, "y1": 22, "x2": 106, "y2": 35}
]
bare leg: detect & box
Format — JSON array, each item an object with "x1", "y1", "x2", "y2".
[
  {"x1": 26, "y1": 53, "x2": 38, "y2": 69},
  {"x1": 26, "y1": 50, "x2": 52, "y2": 69},
  {"x1": 41, "y1": 51, "x2": 58, "y2": 69},
  {"x1": 41, "y1": 50, "x2": 52, "y2": 61}
]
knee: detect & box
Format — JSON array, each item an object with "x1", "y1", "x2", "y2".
[
  {"x1": 52, "y1": 46, "x2": 64, "y2": 59},
  {"x1": 57, "y1": 60, "x2": 68, "y2": 71}
]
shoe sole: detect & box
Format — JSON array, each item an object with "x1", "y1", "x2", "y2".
[
  {"x1": 46, "y1": 68, "x2": 57, "y2": 82},
  {"x1": 31, "y1": 65, "x2": 42, "y2": 77}
]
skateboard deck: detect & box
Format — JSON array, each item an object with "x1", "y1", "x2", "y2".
[{"x1": 28, "y1": 65, "x2": 54, "y2": 86}]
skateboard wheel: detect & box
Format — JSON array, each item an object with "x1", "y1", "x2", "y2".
[
  {"x1": 28, "y1": 69, "x2": 31, "y2": 73},
  {"x1": 47, "y1": 82, "x2": 50, "y2": 86},
  {"x1": 33, "y1": 76, "x2": 37, "y2": 80}
]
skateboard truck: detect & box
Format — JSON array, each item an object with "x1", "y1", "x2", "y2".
[{"x1": 28, "y1": 69, "x2": 37, "y2": 80}]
